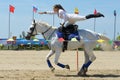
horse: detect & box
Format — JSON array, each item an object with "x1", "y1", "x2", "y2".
[{"x1": 26, "y1": 20, "x2": 113, "y2": 76}]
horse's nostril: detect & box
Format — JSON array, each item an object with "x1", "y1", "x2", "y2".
[{"x1": 25, "y1": 36, "x2": 31, "y2": 40}]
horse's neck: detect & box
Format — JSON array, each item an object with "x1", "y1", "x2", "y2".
[{"x1": 42, "y1": 27, "x2": 56, "y2": 40}]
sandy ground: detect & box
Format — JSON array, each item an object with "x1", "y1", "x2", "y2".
[{"x1": 0, "y1": 50, "x2": 120, "y2": 80}]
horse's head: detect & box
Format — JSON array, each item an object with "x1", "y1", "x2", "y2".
[
  {"x1": 25, "y1": 20, "x2": 52, "y2": 40},
  {"x1": 25, "y1": 20, "x2": 36, "y2": 40}
]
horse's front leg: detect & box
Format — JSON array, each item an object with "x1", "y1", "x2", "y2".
[
  {"x1": 46, "y1": 50, "x2": 55, "y2": 72},
  {"x1": 54, "y1": 50, "x2": 70, "y2": 70}
]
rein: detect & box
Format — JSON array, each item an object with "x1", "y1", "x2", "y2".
[
  {"x1": 42, "y1": 26, "x2": 52, "y2": 35},
  {"x1": 41, "y1": 26, "x2": 53, "y2": 49},
  {"x1": 34, "y1": 24, "x2": 38, "y2": 35}
]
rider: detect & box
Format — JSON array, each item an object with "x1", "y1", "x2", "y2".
[{"x1": 39, "y1": 4, "x2": 104, "y2": 51}]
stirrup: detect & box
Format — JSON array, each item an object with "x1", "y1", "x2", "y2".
[{"x1": 62, "y1": 48, "x2": 65, "y2": 52}]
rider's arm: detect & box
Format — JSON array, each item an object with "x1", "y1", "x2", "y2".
[{"x1": 38, "y1": 11, "x2": 56, "y2": 15}]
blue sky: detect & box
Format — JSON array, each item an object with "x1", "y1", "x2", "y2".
[{"x1": 0, "y1": 0, "x2": 120, "y2": 39}]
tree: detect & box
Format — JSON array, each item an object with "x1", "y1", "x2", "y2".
[
  {"x1": 22, "y1": 31, "x2": 26, "y2": 39},
  {"x1": 19, "y1": 34, "x2": 22, "y2": 39},
  {"x1": 19, "y1": 31, "x2": 26, "y2": 39},
  {"x1": 116, "y1": 35, "x2": 120, "y2": 40}
]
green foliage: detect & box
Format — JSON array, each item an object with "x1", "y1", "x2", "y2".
[{"x1": 116, "y1": 35, "x2": 120, "y2": 40}]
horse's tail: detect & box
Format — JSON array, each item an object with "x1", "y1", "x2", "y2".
[{"x1": 98, "y1": 33, "x2": 114, "y2": 51}]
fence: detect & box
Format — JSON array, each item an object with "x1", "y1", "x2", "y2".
[
  {"x1": 0, "y1": 38, "x2": 48, "y2": 50},
  {"x1": 0, "y1": 38, "x2": 120, "y2": 50}
]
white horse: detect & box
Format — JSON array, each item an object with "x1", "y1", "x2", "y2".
[{"x1": 26, "y1": 20, "x2": 113, "y2": 76}]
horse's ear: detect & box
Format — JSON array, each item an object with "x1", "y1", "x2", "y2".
[{"x1": 32, "y1": 19, "x2": 35, "y2": 24}]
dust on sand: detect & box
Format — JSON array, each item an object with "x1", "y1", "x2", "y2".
[{"x1": 0, "y1": 50, "x2": 120, "y2": 80}]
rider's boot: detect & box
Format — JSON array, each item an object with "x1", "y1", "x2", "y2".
[
  {"x1": 86, "y1": 12, "x2": 104, "y2": 19},
  {"x1": 62, "y1": 41, "x2": 68, "y2": 52}
]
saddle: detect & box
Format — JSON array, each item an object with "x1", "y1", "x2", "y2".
[
  {"x1": 58, "y1": 24, "x2": 79, "y2": 52},
  {"x1": 58, "y1": 24, "x2": 78, "y2": 35}
]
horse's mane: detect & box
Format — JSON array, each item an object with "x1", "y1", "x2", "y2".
[
  {"x1": 37, "y1": 21, "x2": 57, "y2": 29},
  {"x1": 37, "y1": 21, "x2": 50, "y2": 26}
]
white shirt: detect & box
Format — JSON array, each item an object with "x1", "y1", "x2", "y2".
[{"x1": 46, "y1": 9, "x2": 86, "y2": 24}]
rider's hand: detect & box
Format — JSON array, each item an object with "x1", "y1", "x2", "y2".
[
  {"x1": 38, "y1": 12, "x2": 47, "y2": 14},
  {"x1": 60, "y1": 22, "x2": 65, "y2": 27}
]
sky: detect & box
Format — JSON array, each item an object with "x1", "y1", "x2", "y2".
[{"x1": 0, "y1": 0, "x2": 120, "y2": 40}]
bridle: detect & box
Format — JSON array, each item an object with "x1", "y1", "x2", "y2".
[
  {"x1": 30, "y1": 23, "x2": 38, "y2": 36},
  {"x1": 29, "y1": 22, "x2": 53, "y2": 40},
  {"x1": 31, "y1": 22, "x2": 52, "y2": 35},
  {"x1": 31, "y1": 22, "x2": 52, "y2": 36}
]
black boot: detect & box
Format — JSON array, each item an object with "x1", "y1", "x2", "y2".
[
  {"x1": 62, "y1": 41, "x2": 68, "y2": 52},
  {"x1": 86, "y1": 12, "x2": 104, "y2": 19}
]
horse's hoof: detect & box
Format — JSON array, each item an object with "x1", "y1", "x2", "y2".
[
  {"x1": 65, "y1": 65, "x2": 70, "y2": 70},
  {"x1": 77, "y1": 67, "x2": 87, "y2": 76},
  {"x1": 77, "y1": 71, "x2": 87, "y2": 76},
  {"x1": 83, "y1": 67, "x2": 88, "y2": 73},
  {"x1": 50, "y1": 67, "x2": 55, "y2": 72}
]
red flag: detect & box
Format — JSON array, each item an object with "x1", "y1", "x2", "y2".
[
  {"x1": 94, "y1": 9, "x2": 97, "y2": 15},
  {"x1": 9, "y1": 5, "x2": 15, "y2": 13},
  {"x1": 33, "y1": 6, "x2": 38, "y2": 13}
]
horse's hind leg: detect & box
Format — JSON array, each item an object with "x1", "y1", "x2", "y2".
[
  {"x1": 54, "y1": 50, "x2": 70, "y2": 70},
  {"x1": 46, "y1": 50, "x2": 55, "y2": 72},
  {"x1": 78, "y1": 48, "x2": 96, "y2": 76}
]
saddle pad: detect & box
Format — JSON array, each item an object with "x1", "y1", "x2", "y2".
[{"x1": 67, "y1": 41, "x2": 83, "y2": 50}]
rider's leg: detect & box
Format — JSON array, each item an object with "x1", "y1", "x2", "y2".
[
  {"x1": 68, "y1": 32, "x2": 80, "y2": 41},
  {"x1": 57, "y1": 32, "x2": 66, "y2": 52},
  {"x1": 57, "y1": 31, "x2": 64, "y2": 39},
  {"x1": 46, "y1": 50, "x2": 55, "y2": 68},
  {"x1": 68, "y1": 34, "x2": 75, "y2": 40},
  {"x1": 57, "y1": 31, "x2": 65, "y2": 42},
  {"x1": 67, "y1": 12, "x2": 104, "y2": 23}
]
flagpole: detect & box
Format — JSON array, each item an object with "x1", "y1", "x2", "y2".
[
  {"x1": 32, "y1": 10, "x2": 34, "y2": 20},
  {"x1": 94, "y1": 18, "x2": 96, "y2": 32},
  {"x1": 53, "y1": 14, "x2": 55, "y2": 26},
  {"x1": 93, "y1": 9, "x2": 97, "y2": 32},
  {"x1": 114, "y1": 10, "x2": 116, "y2": 40},
  {"x1": 8, "y1": 8, "x2": 11, "y2": 38},
  {"x1": 8, "y1": 5, "x2": 15, "y2": 38}
]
